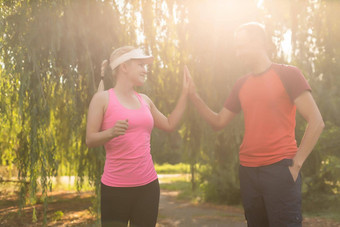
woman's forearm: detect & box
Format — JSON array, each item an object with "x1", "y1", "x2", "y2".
[
  {"x1": 166, "y1": 91, "x2": 188, "y2": 131},
  {"x1": 86, "y1": 129, "x2": 114, "y2": 148}
]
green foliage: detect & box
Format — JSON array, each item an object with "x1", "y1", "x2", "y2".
[
  {"x1": 51, "y1": 211, "x2": 64, "y2": 222},
  {"x1": 151, "y1": 129, "x2": 184, "y2": 164}
]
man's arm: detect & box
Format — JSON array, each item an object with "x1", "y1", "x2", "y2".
[
  {"x1": 186, "y1": 65, "x2": 236, "y2": 131},
  {"x1": 190, "y1": 93, "x2": 236, "y2": 131},
  {"x1": 289, "y1": 91, "x2": 325, "y2": 180}
]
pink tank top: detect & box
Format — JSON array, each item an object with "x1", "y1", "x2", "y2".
[{"x1": 100, "y1": 89, "x2": 157, "y2": 187}]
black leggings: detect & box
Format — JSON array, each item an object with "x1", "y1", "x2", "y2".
[{"x1": 101, "y1": 179, "x2": 160, "y2": 227}]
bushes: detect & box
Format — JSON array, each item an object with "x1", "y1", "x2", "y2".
[{"x1": 199, "y1": 162, "x2": 241, "y2": 205}]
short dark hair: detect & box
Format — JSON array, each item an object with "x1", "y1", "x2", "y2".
[{"x1": 235, "y1": 22, "x2": 267, "y2": 45}]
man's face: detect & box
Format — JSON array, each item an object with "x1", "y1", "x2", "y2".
[{"x1": 234, "y1": 30, "x2": 263, "y2": 67}]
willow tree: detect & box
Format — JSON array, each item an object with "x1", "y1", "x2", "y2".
[{"x1": 0, "y1": 0, "x2": 130, "y2": 223}]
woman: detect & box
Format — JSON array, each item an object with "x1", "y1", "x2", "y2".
[{"x1": 86, "y1": 46, "x2": 190, "y2": 226}]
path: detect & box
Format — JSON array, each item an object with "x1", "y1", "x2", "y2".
[
  {"x1": 156, "y1": 174, "x2": 340, "y2": 227},
  {"x1": 156, "y1": 190, "x2": 340, "y2": 227},
  {"x1": 157, "y1": 190, "x2": 247, "y2": 227},
  {"x1": 1, "y1": 174, "x2": 338, "y2": 226}
]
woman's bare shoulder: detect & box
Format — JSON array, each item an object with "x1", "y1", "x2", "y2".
[
  {"x1": 90, "y1": 90, "x2": 109, "y2": 107},
  {"x1": 139, "y1": 93, "x2": 153, "y2": 106}
]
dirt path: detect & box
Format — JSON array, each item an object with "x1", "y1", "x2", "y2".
[
  {"x1": 157, "y1": 190, "x2": 247, "y2": 227},
  {"x1": 156, "y1": 190, "x2": 340, "y2": 227},
  {"x1": 1, "y1": 183, "x2": 339, "y2": 226}
]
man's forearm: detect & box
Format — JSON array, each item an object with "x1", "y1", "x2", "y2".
[
  {"x1": 294, "y1": 118, "x2": 325, "y2": 168},
  {"x1": 189, "y1": 93, "x2": 221, "y2": 130}
]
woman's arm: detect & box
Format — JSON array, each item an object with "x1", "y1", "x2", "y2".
[
  {"x1": 86, "y1": 91, "x2": 129, "y2": 147},
  {"x1": 142, "y1": 68, "x2": 190, "y2": 132}
]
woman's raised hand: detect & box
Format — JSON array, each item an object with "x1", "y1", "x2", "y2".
[
  {"x1": 182, "y1": 65, "x2": 191, "y2": 95},
  {"x1": 184, "y1": 65, "x2": 196, "y2": 97},
  {"x1": 110, "y1": 119, "x2": 129, "y2": 138}
]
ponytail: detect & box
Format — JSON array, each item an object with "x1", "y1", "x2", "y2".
[
  {"x1": 97, "y1": 46, "x2": 135, "y2": 92},
  {"x1": 97, "y1": 59, "x2": 109, "y2": 92}
]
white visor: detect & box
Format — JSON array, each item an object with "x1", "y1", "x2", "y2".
[{"x1": 109, "y1": 48, "x2": 154, "y2": 70}]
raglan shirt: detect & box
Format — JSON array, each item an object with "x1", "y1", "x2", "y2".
[{"x1": 224, "y1": 63, "x2": 311, "y2": 167}]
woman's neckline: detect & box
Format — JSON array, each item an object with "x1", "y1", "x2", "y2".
[{"x1": 112, "y1": 88, "x2": 142, "y2": 110}]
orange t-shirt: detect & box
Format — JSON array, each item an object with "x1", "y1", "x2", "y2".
[{"x1": 224, "y1": 63, "x2": 311, "y2": 167}]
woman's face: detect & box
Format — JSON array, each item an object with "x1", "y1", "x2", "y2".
[{"x1": 124, "y1": 59, "x2": 148, "y2": 86}]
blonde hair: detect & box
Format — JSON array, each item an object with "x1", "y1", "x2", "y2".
[{"x1": 97, "y1": 46, "x2": 136, "y2": 92}]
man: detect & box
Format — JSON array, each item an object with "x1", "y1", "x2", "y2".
[{"x1": 186, "y1": 22, "x2": 324, "y2": 226}]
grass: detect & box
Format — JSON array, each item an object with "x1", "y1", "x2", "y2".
[
  {"x1": 154, "y1": 163, "x2": 191, "y2": 174},
  {"x1": 154, "y1": 162, "x2": 209, "y2": 174},
  {"x1": 161, "y1": 179, "x2": 204, "y2": 203},
  {"x1": 157, "y1": 166, "x2": 204, "y2": 203},
  {"x1": 51, "y1": 176, "x2": 95, "y2": 192}
]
